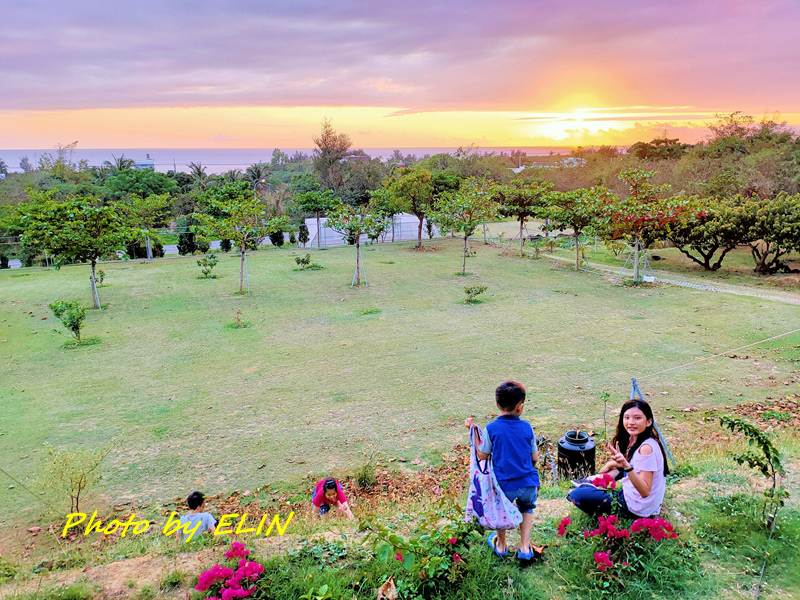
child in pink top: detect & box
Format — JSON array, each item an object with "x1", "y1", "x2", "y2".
[{"x1": 311, "y1": 478, "x2": 354, "y2": 520}]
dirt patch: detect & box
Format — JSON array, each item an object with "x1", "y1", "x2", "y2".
[{"x1": 733, "y1": 394, "x2": 800, "y2": 430}]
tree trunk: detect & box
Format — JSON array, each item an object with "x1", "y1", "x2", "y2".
[
  {"x1": 519, "y1": 220, "x2": 524, "y2": 254},
  {"x1": 90, "y1": 259, "x2": 101, "y2": 310},
  {"x1": 575, "y1": 232, "x2": 580, "y2": 270},
  {"x1": 417, "y1": 216, "x2": 423, "y2": 248},
  {"x1": 239, "y1": 246, "x2": 246, "y2": 293},
  {"x1": 462, "y1": 235, "x2": 468, "y2": 275},
  {"x1": 482, "y1": 223, "x2": 487, "y2": 244},
  {"x1": 391, "y1": 216, "x2": 395, "y2": 243},
  {"x1": 633, "y1": 238, "x2": 641, "y2": 283},
  {"x1": 316, "y1": 213, "x2": 321, "y2": 248}
]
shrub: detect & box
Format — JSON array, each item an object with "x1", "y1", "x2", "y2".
[
  {"x1": 96, "y1": 269, "x2": 105, "y2": 287},
  {"x1": 197, "y1": 254, "x2": 219, "y2": 279},
  {"x1": 553, "y1": 513, "x2": 704, "y2": 598},
  {"x1": 298, "y1": 223, "x2": 310, "y2": 246},
  {"x1": 125, "y1": 237, "x2": 165, "y2": 259},
  {"x1": 0, "y1": 254, "x2": 9, "y2": 269},
  {"x1": 289, "y1": 231, "x2": 297, "y2": 245},
  {"x1": 294, "y1": 254, "x2": 322, "y2": 271},
  {"x1": 355, "y1": 460, "x2": 378, "y2": 490},
  {"x1": 220, "y1": 238, "x2": 233, "y2": 252},
  {"x1": 49, "y1": 300, "x2": 86, "y2": 342},
  {"x1": 269, "y1": 229, "x2": 285, "y2": 247},
  {"x1": 463, "y1": 285, "x2": 488, "y2": 303},
  {"x1": 42, "y1": 444, "x2": 111, "y2": 514},
  {"x1": 195, "y1": 235, "x2": 211, "y2": 254},
  {"x1": 177, "y1": 231, "x2": 196, "y2": 255}
]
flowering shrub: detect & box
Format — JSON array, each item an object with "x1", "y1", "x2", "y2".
[
  {"x1": 367, "y1": 499, "x2": 481, "y2": 597},
  {"x1": 630, "y1": 517, "x2": 678, "y2": 541},
  {"x1": 194, "y1": 544, "x2": 265, "y2": 600},
  {"x1": 583, "y1": 515, "x2": 631, "y2": 540}
]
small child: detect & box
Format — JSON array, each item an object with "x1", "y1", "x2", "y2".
[
  {"x1": 311, "y1": 478, "x2": 354, "y2": 520},
  {"x1": 465, "y1": 380, "x2": 539, "y2": 560},
  {"x1": 178, "y1": 491, "x2": 217, "y2": 542}
]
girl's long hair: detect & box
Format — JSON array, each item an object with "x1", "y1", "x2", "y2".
[
  {"x1": 611, "y1": 399, "x2": 669, "y2": 476},
  {"x1": 322, "y1": 478, "x2": 338, "y2": 492}
]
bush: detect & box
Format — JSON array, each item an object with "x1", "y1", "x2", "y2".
[
  {"x1": 177, "y1": 231, "x2": 196, "y2": 255},
  {"x1": 49, "y1": 300, "x2": 86, "y2": 341},
  {"x1": 464, "y1": 285, "x2": 488, "y2": 303},
  {"x1": 96, "y1": 269, "x2": 105, "y2": 287},
  {"x1": 195, "y1": 235, "x2": 211, "y2": 254},
  {"x1": 289, "y1": 231, "x2": 297, "y2": 245},
  {"x1": 197, "y1": 254, "x2": 218, "y2": 279},
  {"x1": 298, "y1": 223, "x2": 310, "y2": 246},
  {"x1": 42, "y1": 444, "x2": 111, "y2": 514},
  {"x1": 220, "y1": 238, "x2": 233, "y2": 252},
  {"x1": 269, "y1": 229, "x2": 285, "y2": 247},
  {"x1": 294, "y1": 254, "x2": 322, "y2": 271},
  {"x1": 0, "y1": 254, "x2": 8, "y2": 269}
]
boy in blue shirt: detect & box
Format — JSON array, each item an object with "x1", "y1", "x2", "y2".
[{"x1": 465, "y1": 380, "x2": 539, "y2": 560}]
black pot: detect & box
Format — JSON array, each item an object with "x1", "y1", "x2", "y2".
[{"x1": 557, "y1": 430, "x2": 596, "y2": 480}]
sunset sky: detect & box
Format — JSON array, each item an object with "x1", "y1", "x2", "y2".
[{"x1": 2, "y1": 0, "x2": 799, "y2": 149}]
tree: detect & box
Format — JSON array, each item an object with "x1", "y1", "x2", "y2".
[
  {"x1": 547, "y1": 187, "x2": 607, "y2": 270},
  {"x1": 382, "y1": 168, "x2": 435, "y2": 248},
  {"x1": 102, "y1": 153, "x2": 135, "y2": 172},
  {"x1": 628, "y1": 137, "x2": 689, "y2": 161},
  {"x1": 103, "y1": 169, "x2": 178, "y2": 201},
  {"x1": 430, "y1": 177, "x2": 497, "y2": 275},
  {"x1": 369, "y1": 187, "x2": 403, "y2": 242},
  {"x1": 746, "y1": 192, "x2": 800, "y2": 274},
  {"x1": 188, "y1": 162, "x2": 211, "y2": 192},
  {"x1": 49, "y1": 300, "x2": 87, "y2": 342},
  {"x1": 0, "y1": 158, "x2": 8, "y2": 176},
  {"x1": 595, "y1": 168, "x2": 685, "y2": 282},
  {"x1": 326, "y1": 203, "x2": 384, "y2": 285},
  {"x1": 245, "y1": 163, "x2": 271, "y2": 192},
  {"x1": 19, "y1": 192, "x2": 132, "y2": 308},
  {"x1": 194, "y1": 181, "x2": 288, "y2": 293},
  {"x1": 664, "y1": 196, "x2": 749, "y2": 271},
  {"x1": 312, "y1": 118, "x2": 351, "y2": 192},
  {"x1": 294, "y1": 189, "x2": 339, "y2": 248},
  {"x1": 298, "y1": 223, "x2": 309, "y2": 247},
  {"x1": 495, "y1": 179, "x2": 553, "y2": 254}
]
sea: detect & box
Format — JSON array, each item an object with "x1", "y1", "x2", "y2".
[{"x1": 0, "y1": 146, "x2": 573, "y2": 175}]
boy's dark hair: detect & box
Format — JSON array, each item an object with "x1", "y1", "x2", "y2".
[
  {"x1": 186, "y1": 491, "x2": 205, "y2": 510},
  {"x1": 495, "y1": 380, "x2": 526, "y2": 411}
]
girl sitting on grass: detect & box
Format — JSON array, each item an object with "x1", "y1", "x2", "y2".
[
  {"x1": 567, "y1": 399, "x2": 669, "y2": 518},
  {"x1": 311, "y1": 477, "x2": 355, "y2": 520}
]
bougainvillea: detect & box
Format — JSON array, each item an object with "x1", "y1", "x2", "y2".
[{"x1": 195, "y1": 544, "x2": 265, "y2": 600}]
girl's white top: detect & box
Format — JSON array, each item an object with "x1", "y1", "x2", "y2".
[{"x1": 622, "y1": 438, "x2": 666, "y2": 517}]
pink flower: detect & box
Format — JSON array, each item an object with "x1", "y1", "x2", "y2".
[
  {"x1": 395, "y1": 553, "x2": 403, "y2": 561},
  {"x1": 448, "y1": 537, "x2": 457, "y2": 545},
  {"x1": 594, "y1": 551, "x2": 614, "y2": 572},
  {"x1": 225, "y1": 542, "x2": 250, "y2": 559},
  {"x1": 560, "y1": 517, "x2": 571, "y2": 526},
  {"x1": 453, "y1": 552, "x2": 462, "y2": 562}
]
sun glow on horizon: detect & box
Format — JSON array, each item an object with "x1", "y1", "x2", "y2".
[{"x1": 0, "y1": 105, "x2": 797, "y2": 150}]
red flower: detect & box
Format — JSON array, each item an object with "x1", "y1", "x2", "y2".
[
  {"x1": 453, "y1": 552, "x2": 462, "y2": 562},
  {"x1": 395, "y1": 553, "x2": 403, "y2": 561},
  {"x1": 448, "y1": 537, "x2": 457, "y2": 545}
]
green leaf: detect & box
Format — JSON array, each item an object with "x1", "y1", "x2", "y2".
[
  {"x1": 403, "y1": 552, "x2": 415, "y2": 571},
  {"x1": 377, "y1": 543, "x2": 390, "y2": 563}
]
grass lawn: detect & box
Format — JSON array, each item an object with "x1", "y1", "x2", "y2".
[{"x1": 1, "y1": 234, "x2": 799, "y2": 527}]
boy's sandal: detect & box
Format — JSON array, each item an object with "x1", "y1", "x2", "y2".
[
  {"x1": 487, "y1": 532, "x2": 507, "y2": 557},
  {"x1": 516, "y1": 545, "x2": 534, "y2": 561}
]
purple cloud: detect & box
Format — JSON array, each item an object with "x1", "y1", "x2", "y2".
[{"x1": 1, "y1": 1, "x2": 799, "y2": 112}]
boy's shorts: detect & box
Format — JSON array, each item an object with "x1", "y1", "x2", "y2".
[{"x1": 504, "y1": 486, "x2": 538, "y2": 514}]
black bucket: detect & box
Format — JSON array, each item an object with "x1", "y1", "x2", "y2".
[{"x1": 557, "y1": 430, "x2": 596, "y2": 480}]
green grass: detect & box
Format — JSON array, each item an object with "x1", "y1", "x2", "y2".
[{"x1": 1, "y1": 236, "x2": 799, "y2": 527}]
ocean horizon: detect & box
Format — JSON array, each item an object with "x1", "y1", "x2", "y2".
[{"x1": 0, "y1": 146, "x2": 575, "y2": 175}]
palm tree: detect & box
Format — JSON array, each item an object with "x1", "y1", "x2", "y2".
[
  {"x1": 217, "y1": 169, "x2": 244, "y2": 185},
  {"x1": 245, "y1": 163, "x2": 271, "y2": 190},
  {"x1": 102, "y1": 153, "x2": 135, "y2": 172},
  {"x1": 0, "y1": 158, "x2": 8, "y2": 176},
  {"x1": 188, "y1": 162, "x2": 210, "y2": 192}
]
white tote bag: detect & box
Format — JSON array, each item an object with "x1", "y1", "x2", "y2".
[{"x1": 465, "y1": 424, "x2": 523, "y2": 530}]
